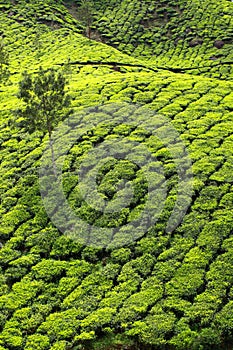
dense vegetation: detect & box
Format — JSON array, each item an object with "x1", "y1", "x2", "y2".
[
  {"x1": 0, "y1": 0, "x2": 233, "y2": 349},
  {"x1": 91, "y1": 0, "x2": 233, "y2": 80}
]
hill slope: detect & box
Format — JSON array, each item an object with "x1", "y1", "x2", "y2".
[
  {"x1": 0, "y1": 1, "x2": 233, "y2": 349},
  {"x1": 90, "y1": 0, "x2": 233, "y2": 80}
]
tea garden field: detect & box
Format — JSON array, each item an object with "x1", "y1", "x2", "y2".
[{"x1": 0, "y1": 0, "x2": 233, "y2": 349}]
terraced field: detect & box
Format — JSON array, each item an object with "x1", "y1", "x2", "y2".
[
  {"x1": 0, "y1": 0, "x2": 233, "y2": 349},
  {"x1": 92, "y1": 0, "x2": 233, "y2": 80}
]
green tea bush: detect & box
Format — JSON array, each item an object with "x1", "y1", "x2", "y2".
[{"x1": 0, "y1": 1, "x2": 233, "y2": 349}]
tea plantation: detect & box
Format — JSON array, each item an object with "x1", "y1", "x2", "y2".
[{"x1": 0, "y1": 0, "x2": 233, "y2": 349}]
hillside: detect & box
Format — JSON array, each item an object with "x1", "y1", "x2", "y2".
[
  {"x1": 0, "y1": 0, "x2": 233, "y2": 349},
  {"x1": 89, "y1": 0, "x2": 233, "y2": 80}
]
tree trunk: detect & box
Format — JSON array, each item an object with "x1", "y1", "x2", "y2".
[
  {"x1": 87, "y1": 25, "x2": 91, "y2": 39},
  {"x1": 48, "y1": 131, "x2": 57, "y2": 177}
]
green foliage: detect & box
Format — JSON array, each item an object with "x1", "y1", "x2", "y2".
[
  {"x1": 0, "y1": 1, "x2": 233, "y2": 350},
  {"x1": 16, "y1": 67, "x2": 71, "y2": 136},
  {"x1": 76, "y1": 0, "x2": 95, "y2": 38},
  {"x1": 31, "y1": 259, "x2": 68, "y2": 281},
  {"x1": 38, "y1": 308, "x2": 80, "y2": 341},
  {"x1": 25, "y1": 334, "x2": 50, "y2": 350}
]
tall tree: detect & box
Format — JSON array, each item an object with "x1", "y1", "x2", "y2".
[
  {"x1": 76, "y1": 0, "x2": 95, "y2": 39},
  {"x1": 17, "y1": 67, "x2": 72, "y2": 175}
]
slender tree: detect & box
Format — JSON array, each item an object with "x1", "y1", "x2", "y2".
[
  {"x1": 17, "y1": 67, "x2": 72, "y2": 175},
  {"x1": 76, "y1": 0, "x2": 95, "y2": 39}
]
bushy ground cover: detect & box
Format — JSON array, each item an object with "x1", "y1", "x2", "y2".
[
  {"x1": 0, "y1": 0, "x2": 233, "y2": 349},
  {"x1": 91, "y1": 0, "x2": 233, "y2": 80}
]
